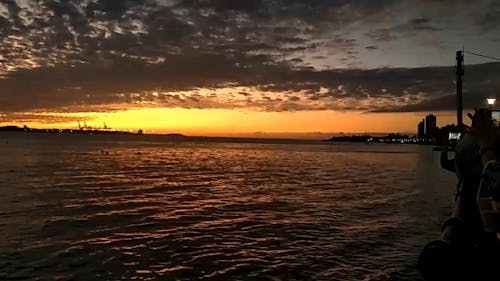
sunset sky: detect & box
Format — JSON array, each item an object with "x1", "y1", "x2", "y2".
[{"x1": 0, "y1": 0, "x2": 499, "y2": 137}]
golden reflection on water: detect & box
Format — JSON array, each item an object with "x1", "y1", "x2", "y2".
[{"x1": 0, "y1": 133, "x2": 456, "y2": 280}]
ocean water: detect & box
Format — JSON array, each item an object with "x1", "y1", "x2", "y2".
[{"x1": 0, "y1": 132, "x2": 456, "y2": 281}]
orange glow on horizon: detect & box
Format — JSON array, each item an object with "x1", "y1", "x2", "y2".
[{"x1": 0, "y1": 107, "x2": 459, "y2": 138}]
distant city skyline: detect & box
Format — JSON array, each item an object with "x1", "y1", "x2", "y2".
[{"x1": 417, "y1": 114, "x2": 437, "y2": 139}]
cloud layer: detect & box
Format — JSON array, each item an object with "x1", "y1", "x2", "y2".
[{"x1": 0, "y1": 0, "x2": 499, "y2": 116}]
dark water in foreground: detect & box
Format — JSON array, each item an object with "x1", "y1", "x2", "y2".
[{"x1": 0, "y1": 132, "x2": 456, "y2": 281}]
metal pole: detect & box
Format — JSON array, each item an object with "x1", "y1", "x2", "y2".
[{"x1": 456, "y1": 51, "x2": 464, "y2": 128}]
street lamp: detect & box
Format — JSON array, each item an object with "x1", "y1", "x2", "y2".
[{"x1": 487, "y1": 98, "x2": 496, "y2": 109}]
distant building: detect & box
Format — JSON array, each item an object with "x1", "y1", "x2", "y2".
[
  {"x1": 425, "y1": 114, "x2": 437, "y2": 137},
  {"x1": 418, "y1": 120, "x2": 425, "y2": 138}
]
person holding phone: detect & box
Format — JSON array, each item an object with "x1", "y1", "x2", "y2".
[
  {"x1": 454, "y1": 109, "x2": 491, "y2": 195},
  {"x1": 440, "y1": 109, "x2": 489, "y2": 198}
]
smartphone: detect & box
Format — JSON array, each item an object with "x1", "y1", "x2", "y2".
[
  {"x1": 448, "y1": 132, "x2": 461, "y2": 140},
  {"x1": 492, "y1": 110, "x2": 500, "y2": 127}
]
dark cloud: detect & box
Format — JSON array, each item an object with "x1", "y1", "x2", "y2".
[
  {"x1": 370, "y1": 63, "x2": 500, "y2": 112},
  {"x1": 366, "y1": 16, "x2": 441, "y2": 43},
  {"x1": 0, "y1": 0, "x2": 499, "y2": 116},
  {"x1": 474, "y1": 1, "x2": 500, "y2": 31},
  {"x1": 1, "y1": 50, "x2": 499, "y2": 114},
  {"x1": 0, "y1": 0, "x2": 394, "y2": 70}
]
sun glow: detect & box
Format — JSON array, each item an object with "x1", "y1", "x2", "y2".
[{"x1": 1, "y1": 107, "x2": 457, "y2": 138}]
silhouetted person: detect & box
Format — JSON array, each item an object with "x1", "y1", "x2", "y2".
[
  {"x1": 440, "y1": 109, "x2": 490, "y2": 190},
  {"x1": 419, "y1": 109, "x2": 495, "y2": 281},
  {"x1": 455, "y1": 109, "x2": 492, "y2": 195},
  {"x1": 470, "y1": 110, "x2": 500, "y2": 199},
  {"x1": 468, "y1": 110, "x2": 500, "y2": 280}
]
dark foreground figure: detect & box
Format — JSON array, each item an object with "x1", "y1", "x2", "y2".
[{"x1": 418, "y1": 109, "x2": 500, "y2": 280}]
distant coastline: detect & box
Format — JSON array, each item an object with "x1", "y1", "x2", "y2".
[
  {"x1": 0, "y1": 125, "x2": 185, "y2": 137},
  {"x1": 0, "y1": 125, "x2": 444, "y2": 146},
  {"x1": 326, "y1": 133, "x2": 434, "y2": 145},
  {"x1": 0, "y1": 125, "x2": 447, "y2": 147}
]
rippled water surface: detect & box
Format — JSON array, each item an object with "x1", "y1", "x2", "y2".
[{"x1": 0, "y1": 132, "x2": 457, "y2": 280}]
